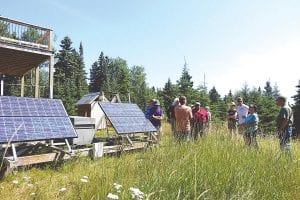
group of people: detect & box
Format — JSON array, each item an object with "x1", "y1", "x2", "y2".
[
  {"x1": 168, "y1": 96, "x2": 211, "y2": 142},
  {"x1": 145, "y1": 95, "x2": 294, "y2": 152},
  {"x1": 227, "y1": 96, "x2": 294, "y2": 151}
]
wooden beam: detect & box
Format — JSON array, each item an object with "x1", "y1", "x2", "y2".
[
  {"x1": 35, "y1": 66, "x2": 39, "y2": 98},
  {"x1": 49, "y1": 55, "x2": 54, "y2": 98},
  {"x1": 20, "y1": 76, "x2": 24, "y2": 97}
]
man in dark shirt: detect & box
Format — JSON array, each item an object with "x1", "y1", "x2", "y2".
[
  {"x1": 150, "y1": 100, "x2": 164, "y2": 140},
  {"x1": 276, "y1": 96, "x2": 294, "y2": 152}
]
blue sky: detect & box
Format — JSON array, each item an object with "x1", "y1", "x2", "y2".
[{"x1": 2, "y1": 0, "x2": 300, "y2": 103}]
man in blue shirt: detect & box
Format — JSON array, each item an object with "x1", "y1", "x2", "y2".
[{"x1": 150, "y1": 100, "x2": 164, "y2": 140}]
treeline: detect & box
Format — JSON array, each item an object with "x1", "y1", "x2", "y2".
[{"x1": 2, "y1": 34, "x2": 300, "y2": 136}]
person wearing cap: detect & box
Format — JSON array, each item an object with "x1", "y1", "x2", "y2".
[
  {"x1": 240, "y1": 104, "x2": 259, "y2": 147},
  {"x1": 150, "y1": 100, "x2": 164, "y2": 140},
  {"x1": 168, "y1": 98, "x2": 180, "y2": 135},
  {"x1": 227, "y1": 102, "x2": 238, "y2": 139},
  {"x1": 192, "y1": 102, "x2": 208, "y2": 139},
  {"x1": 276, "y1": 96, "x2": 294, "y2": 152},
  {"x1": 174, "y1": 96, "x2": 193, "y2": 142}
]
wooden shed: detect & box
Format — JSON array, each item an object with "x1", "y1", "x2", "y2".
[{"x1": 76, "y1": 92, "x2": 109, "y2": 130}]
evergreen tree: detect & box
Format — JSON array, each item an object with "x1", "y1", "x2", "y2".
[
  {"x1": 292, "y1": 80, "x2": 300, "y2": 137},
  {"x1": 89, "y1": 62, "x2": 100, "y2": 92},
  {"x1": 130, "y1": 66, "x2": 150, "y2": 109},
  {"x1": 54, "y1": 36, "x2": 81, "y2": 115},
  {"x1": 162, "y1": 78, "x2": 179, "y2": 118},
  {"x1": 113, "y1": 58, "x2": 131, "y2": 101},
  {"x1": 263, "y1": 81, "x2": 273, "y2": 97},
  {"x1": 75, "y1": 42, "x2": 88, "y2": 98},
  {"x1": 177, "y1": 63, "x2": 195, "y2": 104}
]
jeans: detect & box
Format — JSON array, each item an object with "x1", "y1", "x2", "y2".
[{"x1": 279, "y1": 127, "x2": 292, "y2": 152}]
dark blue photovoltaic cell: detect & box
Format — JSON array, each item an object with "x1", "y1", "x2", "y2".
[
  {"x1": 99, "y1": 103, "x2": 145, "y2": 117},
  {"x1": 76, "y1": 92, "x2": 100, "y2": 105},
  {"x1": 99, "y1": 102, "x2": 157, "y2": 134},
  {"x1": 0, "y1": 96, "x2": 67, "y2": 117},
  {"x1": 0, "y1": 96, "x2": 77, "y2": 143}
]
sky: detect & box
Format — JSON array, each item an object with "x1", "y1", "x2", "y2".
[{"x1": 2, "y1": 0, "x2": 300, "y2": 103}]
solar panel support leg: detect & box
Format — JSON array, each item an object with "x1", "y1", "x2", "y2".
[
  {"x1": 125, "y1": 135, "x2": 133, "y2": 146},
  {"x1": 150, "y1": 132, "x2": 158, "y2": 143},
  {"x1": 11, "y1": 144, "x2": 18, "y2": 161},
  {"x1": 65, "y1": 139, "x2": 72, "y2": 153}
]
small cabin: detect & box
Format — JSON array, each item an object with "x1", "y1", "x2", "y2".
[{"x1": 76, "y1": 92, "x2": 109, "y2": 130}]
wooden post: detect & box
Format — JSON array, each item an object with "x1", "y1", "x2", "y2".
[
  {"x1": 34, "y1": 66, "x2": 39, "y2": 98},
  {"x1": 20, "y1": 75, "x2": 25, "y2": 97},
  {"x1": 0, "y1": 74, "x2": 4, "y2": 96},
  {"x1": 49, "y1": 30, "x2": 54, "y2": 99}
]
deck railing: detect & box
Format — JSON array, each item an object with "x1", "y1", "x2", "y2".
[{"x1": 0, "y1": 16, "x2": 52, "y2": 51}]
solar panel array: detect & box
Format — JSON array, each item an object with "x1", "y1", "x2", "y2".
[
  {"x1": 99, "y1": 102, "x2": 157, "y2": 134},
  {"x1": 0, "y1": 96, "x2": 77, "y2": 143}
]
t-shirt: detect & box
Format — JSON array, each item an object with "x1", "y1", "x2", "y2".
[
  {"x1": 150, "y1": 107, "x2": 163, "y2": 127},
  {"x1": 244, "y1": 113, "x2": 259, "y2": 133},
  {"x1": 228, "y1": 109, "x2": 237, "y2": 122},
  {"x1": 237, "y1": 104, "x2": 249, "y2": 124},
  {"x1": 175, "y1": 104, "x2": 193, "y2": 131},
  {"x1": 193, "y1": 108, "x2": 208, "y2": 124},
  {"x1": 276, "y1": 105, "x2": 293, "y2": 129}
]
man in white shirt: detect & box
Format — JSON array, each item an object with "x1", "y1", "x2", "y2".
[
  {"x1": 237, "y1": 97, "x2": 249, "y2": 137},
  {"x1": 237, "y1": 97, "x2": 249, "y2": 124}
]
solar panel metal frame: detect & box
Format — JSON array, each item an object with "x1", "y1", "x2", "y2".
[
  {"x1": 99, "y1": 102, "x2": 157, "y2": 134},
  {"x1": 0, "y1": 96, "x2": 77, "y2": 144}
]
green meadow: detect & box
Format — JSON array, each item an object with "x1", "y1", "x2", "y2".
[{"x1": 0, "y1": 124, "x2": 300, "y2": 200}]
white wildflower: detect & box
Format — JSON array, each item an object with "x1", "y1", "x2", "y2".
[
  {"x1": 12, "y1": 180, "x2": 19, "y2": 184},
  {"x1": 113, "y1": 183, "x2": 123, "y2": 192},
  {"x1": 82, "y1": 176, "x2": 88, "y2": 179},
  {"x1": 80, "y1": 178, "x2": 88, "y2": 183},
  {"x1": 27, "y1": 183, "x2": 34, "y2": 187},
  {"x1": 23, "y1": 176, "x2": 30, "y2": 181},
  {"x1": 30, "y1": 192, "x2": 36, "y2": 196},
  {"x1": 130, "y1": 187, "x2": 144, "y2": 199},
  {"x1": 59, "y1": 187, "x2": 67, "y2": 192},
  {"x1": 107, "y1": 193, "x2": 119, "y2": 200}
]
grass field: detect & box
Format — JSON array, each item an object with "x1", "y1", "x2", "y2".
[{"x1": 0, "y1": 123, "x2": 300, "y2": 200}]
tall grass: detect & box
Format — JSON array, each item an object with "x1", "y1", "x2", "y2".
[{"x1": 0, "y1": 124, "x2": 299, "y2": 199}]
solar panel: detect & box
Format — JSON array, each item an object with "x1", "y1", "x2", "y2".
[
  {"x1": 99, "y1": 102, "x2": 157, "y2": 134},
  {"x1": 0, "y1": 96, "x2": 77, "y2": 143},
  {"x1": 76, "y1": 92, "x2": 100, "y2": 105}
]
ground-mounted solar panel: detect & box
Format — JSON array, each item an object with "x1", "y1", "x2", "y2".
[
  {"x1": 0, "y1": 96, "x2": 77, "y2": 143},
  {"x1": 99, "y1": 102, "x2": 157, "y2": 134}
]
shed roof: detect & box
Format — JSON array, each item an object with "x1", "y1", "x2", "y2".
[{"x1": 76, "y1": 92, "x2": 109, "y2": 105}]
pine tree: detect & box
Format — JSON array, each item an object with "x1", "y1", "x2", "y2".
[
  {"x1": 264, "y1": 81, "x2": 273, "y2": 97},
  {"x1": 177, "y1": 63, "x2": 195, "y2": 104},
  {"x1": 89, "y1": 62, "x2": 100, "y2": 92},
  {"x1": 292, "y1": 80, "x2": 300, "y2": 137},
  {"x1": 54, "y1": 36, "x2": 80, "y2": 115},
  {"x1": 162, "y1": 78, "x2": 179, "y2": 117},
  {"x1": 75, "y1": 42, "x2": 88, "y2": 98}
]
